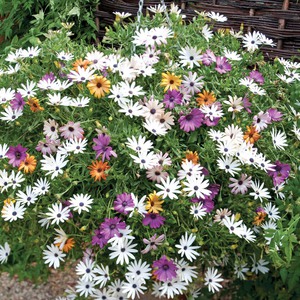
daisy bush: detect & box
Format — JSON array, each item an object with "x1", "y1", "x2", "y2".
[{"x1": 0, "y1": 4, "x2": 300, "y2": 300}]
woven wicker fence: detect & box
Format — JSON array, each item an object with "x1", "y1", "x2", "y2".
[{"x1": 95, "y1": 0, "x2": 300, "y2": 59}]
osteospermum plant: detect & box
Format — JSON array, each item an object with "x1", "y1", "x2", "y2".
[{"x1": 0, "y1": 3, "x2": 300, "y2": 300}]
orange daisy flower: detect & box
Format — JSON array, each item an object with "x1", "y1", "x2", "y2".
[
  {"x1": 253, "y1": 211, "x2": 267, "y2": 226},
  {"x1": 87, "y1": 75, "x2": 111, "y2": 98},
  {"x1": 243, "y1": 125, "x2": 261, "y2": 144},
  {"x1": 27, "y1": 97, "x2": 44, "y2": 112},
  {"x1": 56, "y1": 238, "x2": 75, "y2": 253},
  {"x1": 88, "y1": 160, "x2": 110, "y2": 181},
  {"x1": 72, "y1": 58, "x2": 91, "y2": 70},
  {"x1": 196, "y1": 90, "x2": 216, "y2": 106},
  {"x1": 146, "y1": 191, "x2": 164, "y2": 214},
  {"x1": 18, "y1": 153, "x2": 37, "y2": 174},
  {"x1": 183, "y1": 150, "x2": 199, "y2": 164}
]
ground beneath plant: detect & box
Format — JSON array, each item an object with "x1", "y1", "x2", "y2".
[{"x1": 0, "y1": 265, "x2": 163, "y2": 300}]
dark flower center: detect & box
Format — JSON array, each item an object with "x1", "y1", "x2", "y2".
[
  {"x1": 110, "y1": 224, "x2": 116, "y2": 230},
  {"x1": 15, "y1": 151, "x2": 21, "y2": 159},
  {"x1": 185, "y1": 114, "x2": 193, "y2": 121},
  {"x1": 238, "y1": 180, "x2": 243, "y2": 185},
  {"x1": 275, "y1": 165, "x2": 282, "y2": 172},
  {"x1": 68, "y1": 126, "x2": 74, "y2": 132},
  {"x1": 162, "y1": 264, "x2": 169, "y2": 271}
]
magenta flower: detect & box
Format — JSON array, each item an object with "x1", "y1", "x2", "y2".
[
  {"x1": 243, "y1": 97, "x2": 252, "y2": 113},
  {"x1": 153, "y1": 255, "x2": 178, "y2": 282},
  {"x1": 142, "y1": 213, "x2": 166, "y2": 229},
  {"x1": 163, "y1": 90, "x2": 182, "y2": 109},
  {"x1": 6, "y1": 144, "x2": 27, "y2": 167},
  {"x1": 100, "y1": 217, "x2": 126, "y2": 240},
  {"x1": 267, "y1": 160, "x2": 291, "y2": 186},
  {"x1": 267, "y1": 108, "x2": 283, "y2": 122},
  {"x1": 36, "y1": 136, "x2": 59, "y2": 155},
  {"x1": 201, "y1": 49, "x2": 216, "y2": 66},
  {"x1": 178, "y1": 108, "x2": 204, "y2": 132},
  {"x1": 92, "y1": 228, "x2": 109, "y2": 248},
  {"x1": 114, "y1": 193, "x2": 134, "y2": 215},
  {"x1": 59, "y1": 121, "x2": 84, "y2": 140},
  {"x1": 10, "y1": 92, "x2": 25, "y2": 111},
  {"x1": 190, "y1": 184, "x2": 219, "y2": 212},
  {"x1": 142, "y1": 234, "x2": 165, "y2": 254},
  {"x1": 41, "y1": 72, "x2": 56, "y2": 82},
  {"x1": 249, "y1": 70, "x2": 264, "y2": 84},
  {"x1": 93, "y1": 133, "x2": 117, "y2": 161},
  {"x1": 215, "y1": 56, "x2": 232, "y2": 74}
]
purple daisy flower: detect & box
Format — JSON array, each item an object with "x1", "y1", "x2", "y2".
[
  {"x1": 41, "y1": 72, "x2": 56, "y2": 82},
  {"x1": 243, "y1": 97, "x2": 252, "y2": 113},
  {"x1": 10, "y1": 92, "x2": 25, "y2": 111},
  {"x1": 114, "y1": 193, "x2": 134, "y2": 215},
  {"x1": 203, "y1": 116, "x2": 221, "y2": 127},
  {"x1": 92, "y1": 228, "x2": 109, "y2": 248},
  {"x1": 163, "y1": 90, "x2": 182, "y2": 109},
  {"x1": 6, "y1": 144, "x2": 27, "y2": 167},
  {"x1": 201, "y1": 49, "x2": 216, "y2": 66},
  {"x1": 267, "y1": 160, "x2": 291, "y2": 186},
  {"x1": 256, "y1": 207, "x2": 266, "y2": 213},
  {"x1": 93, "y1": 133, "x2": 117, "y2": 162},
  {"x1": 249, "y1": 70, "x2": 264, "y2": 85},
  {"x1": 142, "y1": 213, "x2": 166, "y2": 229},
  {"x1": 267, "y1": 108, "x2": 283, "y2": 122},
  {"x1": 215, "y1": 56, "x2": 232, "y2": 74},
  {"x1": 190, "y1": 184, "x2": 219, "y2": 212},
  {"x1": 100, "y1": 217, "x2": 126, "y2": 240},
  {"x1": 178, "y1": 108, "x2": 204, "y2": 132},
  {"x1": 153, "y1": 255, "x2": 178, "y2": 282},
  {"x1": 61, "y1": 200, "x2": 73, "y2": 219}
]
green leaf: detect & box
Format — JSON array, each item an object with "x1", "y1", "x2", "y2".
[
  {"x1": 68, "y1": 7, "x2": 80, "y2": 17},
  {"x1": 32, "y1": 10, "x2": 44, "y2": 21},
  {"x1": 280, "y1": 268, "x2": 288, "y2": 283}
]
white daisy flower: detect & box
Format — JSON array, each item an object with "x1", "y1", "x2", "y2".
[
  {"x1": 57, "y1": 51, "x2": 74, "y2": 61},
  {"x1": 190, "y1": 202, "x2": 207, "y2": 220},
  {"x1": 155, "y1": 176, "x2": 181, "y2": 199},
  {"x1": 130, "y1": 150, "x2": 157, "y2": 169},
  {"x1": 176, "y1": 259, "x2": 198, "y2": 283},
  {"x1": 178, "y1": 46, "x2": 202, "y2": 69},
  {"x1": 108, "y1": 239, "x2": 138, "y2": 265},
  {"x1": 93, "y1": 264, "x2": 110, "y2": 288},
  {"x1": 33, "y1": 178, "x2": 50, "y2": 195},
  {"x1": 0, "y1": 106, "x2": 23, "y2": 122},
  {"x1": 121, "y1": 276, "x2": 147, "y2": 299},
  {"x1": 270, "y1": 128, "x2": 288, "y2": 150},
  {"x1": 126, "y1": 135, "x2": 153, "y2": 153},
  {"x1": 204, "y1": 267, "x2": 224, "y2": 293},
  {"x1": 242, "y1": 31, "x2": 262, "y2": 52},
  {"x1": 40, "y1": 152, "x2": 69, "y2": 179},
  {"x1": 249, "y1": 180, "x2": 271, "y2": 201},
  {"x1": 68, "y1": 66, "x2": 95, "y2": 83},
  {"x1": 182, "y1": 175, "x2": 211, "y2": 199},
  {"x1": 234, "y1": 262, "x2": 249, "y2": 280},
  {"x1": 125, "y1": 259, "x2": 152, "y2": 283},
  {"x1": 17, "y1": 80, "x2": 37, "y2": 98},
  {"x1": 207, "y1": 11, "x2": 227, "y2": 22},
  {"x1": 45, "y1": 203, "x2": 70, "y2": 225},
  {"x1": 175, "y1": 232, "x2": 200, "y2": 262},
  {"x1": 1, "y1": 201, "x2": 26, "y2": 222},
  {"x1": 202, "y1": 24, "x2": 213, "y2": 41},
  {"x1": 69, "y1": 193, "x2": 93, "y2": 214},
  {"x1": 16, "y1": 186, "x2": 38, "y2": 206},
  {"x1": 0, "y1": 242, "x2": 11, "y2": 264},
  {"x1": 76, "y1": 259, "x2": 96, "y2": 282},
  {"x1": 75, "y1": 279, "x2": 96, "y2": 298},
  {"x1": 143, "y1": 119, "x2": 168, "y2": 136},
  {"x1": 263, "y1": 202, "x2": 280, "y2": 220},
  {"x1": 223, "y1": 214, "x2": 243, "y2": 235},
  {"x1": 125, "y1": 194, "x2": 147, "y2": 218},
  {"x1": 43, "y1": 244, "x2": 66, "y2": 269},
  {"x1": 0, "y1": 143, "x2": 9, "y2": 159},
  {"x1": 158, "y1": 278, "x2": 188, "y2": 299},
  {"x1": 251, "y1": 256, "x2": 269, "y2": 274},
  {"x1": 217, "y1": 156, "x2": 241, "y2": 176}
]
